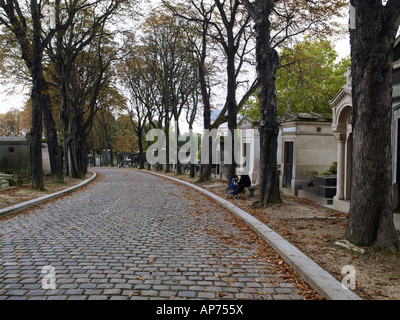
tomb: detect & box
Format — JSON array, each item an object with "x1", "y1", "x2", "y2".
[
  {"x1": 330, "y1": 37, "x2": 400, "y2": 213},
  {"x1": 329, "y1": 67, "x2": 353, "y2": 213},
  {"x1": 237, "y1": 115, "x2": 261, "y2": 185},
  {"x1": 0, "y1": 135, "x2": 51, "y2": 179},
  {"x1": 279, "y1": 110, "x2": 337, "y2": 196},
  {"x1": 0, "y1": 136, "x2": 30, "y2": 174}
]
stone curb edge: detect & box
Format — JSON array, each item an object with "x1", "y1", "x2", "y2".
[
  {"x1": 0, "y1": 171, "x2": 97, "y2": 219},
  {"x1": 143, "y1": 170, "x2": 362, "y2": 301}
]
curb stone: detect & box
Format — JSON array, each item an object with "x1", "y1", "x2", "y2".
[
  {"x1": 0, "y1": 171, "x2": 97, "y2": 219},
  {"x1": 143, "y1": 170, "x2": 362, "y2": 301}
]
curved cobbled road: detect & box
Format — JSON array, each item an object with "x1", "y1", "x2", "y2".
[{"x1": 0, "y1": 168, "x2": 306, "y2": 300}]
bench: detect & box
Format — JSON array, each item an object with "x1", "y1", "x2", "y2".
[{"x1": 248, "y1": 185, "x2": 258, "y2": 198}]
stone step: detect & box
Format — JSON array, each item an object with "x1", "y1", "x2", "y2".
[
  {"x1": 0, "y1": 173, "x2": 17, "y2": 181},
  {"x1": 0, "y1": 174, "x2": 18, "y2": 185},
  {"x1": 0, "y1": 178, "x2": 9, "y2": 189}
]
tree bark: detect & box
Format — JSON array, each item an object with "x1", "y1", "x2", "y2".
[
  {"x1": 165, "y1": 115, "x2": 170, "y2": 173},
  {"x1": 175, "y1": 123, "x2": 183, "y2": 175},
  {"x1": 30, "y1": 0, "x2": 44, "y2": 190},
  {"x1": 41, "y1": 82, "x2": 64, "y2": 183},
  {"x1": 249, "y1": 0, "x2": 281, "y2": 206},
  {"x1": 30, "y1": 77, "x2": 44, "y2": 191},
  {"x1": 227, "y1": 49, "x2": 238, "y2": 183},
  {"x1": 345, "y1": 0, "x2": 400, "y2": 251},
  {"x1": 138, "y1": 134, "x2": 145, "y2": 169},
  {"x1": 198, "y1": 28, "x2": 212, "y2": 183}
]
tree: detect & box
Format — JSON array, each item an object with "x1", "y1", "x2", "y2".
[
  {"x1": 91, "y1": 107, "x2": 116, "y2": 166},
  {"x1": 162, "y1": 0, "x2": 220, "y2": 182},
  {"x1": 164, "y1": 0, "x2": 257, "y2": 183},
  {"x1": 0, "y1": 0, "x2": 67, "y2": 188},
  {"x1": 120, "y1": 41, "x2": 152, "y2": 169},
  {"x1": 243, "y1": 0, "x2": 280, "y2": 205},
  {"x1": 0, "y1": 108, "x2": 27, "y2": 136},
  {"x1": 209, "y1": 0, "x2": 253, "y2": 183},
  {"x1": 113, "y1": 114, "x2": 138, "y2": 161},
  {"x1": 345, "y1": 0, "x2": 400, "y2": 251},
  {"x1": 276, "y1": 39, "x2": 351, "y2": 116},
  {"x1": 185, "y1": 64, "x2": 201, "y2": 178},
  {"x1": 48, "y1": 0, "x2": 127, "y2": 178},
  {"x1": 243, "y1": 0, "x2": 346, "y2": 206},
  {"x1": 239, "y1": 39, "x2": 351, "y2": 118},
  {"x1": 0, "y1": 0, "x2": 124, "y2": 187},
  {"x1": 139, "y1": 9, "x2": 199, "y2": 174}
]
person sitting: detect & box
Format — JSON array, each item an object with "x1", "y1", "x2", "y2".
[{"x1": 236, "y1": 174, "x2": 251, "y2": 194}]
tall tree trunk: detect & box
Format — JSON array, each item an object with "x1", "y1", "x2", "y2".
[
  {"x1": 175, "y1": 122, "x2": 182, "y2": 175},
  {"x1": 64, "y1": 142, "x2": 70, "y2": 176},
  {"x1": 109, "y1": 143, "x2": 114, "y2": 167},
  {"x1": 66, "y1": 110, "x2": 84, "y2": 178},
  {"x1": 345, "y1": 1, "x2": 400, "y2": 251},
  {"x1": 30, "y1": 0, "x2": 44, "y2": 190},
  {"x1": 60, "y1": 102, "x2": 70, "y2": 176},
  {"x1": 74, "y1": 112, "x2": 84, "y2": 176},
  {"x1": 227, "y1": 50, "x2": 238, "y2": 184},
  {"x1": 77, "y1": 125, "x2": 88, "y2": 176},
  {"x1": 190, "y1": 163, "x2": 195, "y2": 178},
  {"x1": 69, "y1": 136, "x2": 80, "y2": 178},
  {"x1": 138, "y1": 133, "x2": 145, "y2": 169},
  {"x1": 198, "y1": 52, "x2": 212, "y2": 183},
  {"x1": 165, "y1": 116, "x2": 170, "y2": 173},
  {"x1": 249, "y1": 0, "x2": 282, "y2": 206},
  {"x1": 42, "y1": 83, "x2": 64, "y2": 183},
  {"x1": 81, "y1": 131, "x2": 88, "y2": 175},
  {"x1": 30, "y1": 78, "x2": 44, "y2": 190}
]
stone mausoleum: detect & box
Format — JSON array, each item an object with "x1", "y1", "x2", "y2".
[
  {"x1": 0, "y1": 135, "x2": 51, "y2": 175},
  {"x1": 0, "y1": 136, "x2": 30, "y2": 173},
  {"x1": 279, "y1": 110, "x2": 337, "y2": 196},
  {"x1": 330, "y1": 37, "x2": 400, "y2": 213}
]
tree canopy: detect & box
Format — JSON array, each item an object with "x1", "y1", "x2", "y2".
[{"x1": 240, "y1": 38, "x2": 350, "y2": 119}]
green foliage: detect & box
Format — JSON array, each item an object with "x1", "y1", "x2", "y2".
[
  {"x1": 277, "y1": 38, "x2": 350, "y2": 116},
  {"x1": 311, "y1": 161, "x2": 338, "y2": 177},
  {"x1": 329, "y1": 161, "x2": 337, "y2": 175},
  {"x1": 321, "y1": 161, "x2": 338, "y2": 176},
  {"x1": 239, "y1": 91, "x2": 260, "y2": 120},
  {"x1": 240, "y1": 38, "x2": 351, "y2": 119},
  {"x1": 308, "y1": 170, "x2": 319, "y2": 181}
]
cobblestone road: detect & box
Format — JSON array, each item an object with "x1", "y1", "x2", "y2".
[{"x1": 0, "y1": 168, "x2": 305, "y2": 300}]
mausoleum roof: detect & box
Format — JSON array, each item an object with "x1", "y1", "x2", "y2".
[{"x1": 279, "y1": 112, "x2": 332, "y2": 123}]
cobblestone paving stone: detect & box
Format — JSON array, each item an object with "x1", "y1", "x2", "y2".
[{"x1": 0, "y1": 168, "x2": 305, "y2": 300}]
